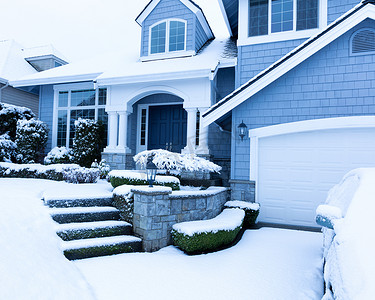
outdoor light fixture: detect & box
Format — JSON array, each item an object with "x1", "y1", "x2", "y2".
[
  {"x1": 146, "y1": 156, "x2": 157, "y2": 187},
  {"x1": 238, "y1": 120, "x2": 248, "y2": 141}
]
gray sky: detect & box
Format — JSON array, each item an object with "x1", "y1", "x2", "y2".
[{"x1": 0, "y1": 0, "x2": 229, "y2": 62}]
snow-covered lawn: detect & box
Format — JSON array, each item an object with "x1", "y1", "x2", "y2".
[
  {"x1": 75, "y1": 228, "x2": 323, "y2": 300},
  {"x1": 0, "y1": 178, "x2": 323, "y2": 300}
]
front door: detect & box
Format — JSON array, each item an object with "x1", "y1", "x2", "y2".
[{"x1": 148, "y1": 105, "x2": 187, "y2": 152}]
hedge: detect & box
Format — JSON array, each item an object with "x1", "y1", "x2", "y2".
[
  {"x1": 171, "y1": 208, "x2": 245, "y2": 254},
  {"x1": 108, "y1": 170, "x2": 180, "y2": 191},
  {"x1": 224, "y1": 201, "x2": 260, "y2": 228}
]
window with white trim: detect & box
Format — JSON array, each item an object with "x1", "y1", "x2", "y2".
[
  {"x1": 249, "y1": 0, "x2": 318, "y2": 37},
  {"x1": 56, "y1": 88, "x2": 108, "y2": 148},
  {"x1": 150, "y1": 19, "x2": 186, "y2": 55}
]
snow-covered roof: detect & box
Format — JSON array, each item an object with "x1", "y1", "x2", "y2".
[
  {"x1": 11, "y1": 38, "x2": 236, "y2": 87},
  {"x1": 22, "y1": 44, "x2": 69, "y2": 63},
  {"x1": 0, "y1": 39, "x2": 37, "y2": 82},
  {"x1": 202, "y1": 0, "x2": 375, "y2": 126}
]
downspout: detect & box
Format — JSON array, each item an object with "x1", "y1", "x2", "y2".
[{"x1": 0, "y1": 81, "x2": 9, "y2": 103}]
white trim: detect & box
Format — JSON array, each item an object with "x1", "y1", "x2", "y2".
[
  {"x1": 202, "y1": 4, "x2": 375, "y2": 127},
  {"x1": 141, "y1": 50, "x2": 195, "y2": 61},
  {"x1": 248, "y1": 116, "x2": 375, "y2": 188},
  {"x1": 148, "y1": 19, "x2": 188, "y2": 56},
  {"x1": 136, "y1": 102, "x2": 183, "y2": 154},
  {"x1": 136, "y1": 0, "x2": 161, "y2": 25},
  {"x1": 350, "y1": 27, "x2": 375, "y2": 56},
  {"x1": 218, "y1": 0, "x2": 233, "y2": 37},
  {"x1": 238, "y1": 0, "x2": 327, "y2": 46}
]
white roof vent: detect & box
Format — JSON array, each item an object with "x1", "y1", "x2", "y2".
[{"x1": 351, "y1": 29, "x2": 375, "y2": 54}]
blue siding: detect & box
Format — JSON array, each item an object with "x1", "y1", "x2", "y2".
[
  {"x1": 195, "y1": 16, "x2": 209, "y2": 52},
  {"x1": 39, "y1": 85, "x2": 54, "y2": 153},
  {"x1": 216, "y1": 67, "x2": 235, "y2": 102},
  {"x1": 140, "y1": 0, "x2": 195, "y2": 57},
  {"x1": 232, "y1": 18, "x2": 375, "y2": 180},
  {"x1": 327, "y1": 0, "x2": 358, "y2": 24}
]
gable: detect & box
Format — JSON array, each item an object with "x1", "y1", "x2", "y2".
[{"x1": 202, "y1": 1, "x2": 375, "y2": 126}]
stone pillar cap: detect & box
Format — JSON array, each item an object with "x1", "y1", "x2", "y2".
[{"x1": 131, "y1": 186, "x2": 172, "y2": 195}]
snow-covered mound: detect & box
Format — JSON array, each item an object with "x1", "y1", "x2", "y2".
[
  {"x1": 0, "y1": 179, "x2": 96, "y2": 300},
  {"x1": 322, "y1": 168, "x2": 375, "y2": 299}
]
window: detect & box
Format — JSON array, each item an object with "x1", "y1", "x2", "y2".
[
  {"x1": 140, "y1": 109, "x2": 147, "y2": 146},
  {"x1": 56, "y1": 88, "x2": 107, "y2": 148},
  {"x1": 150, "y1": 19, "x2": 186, "y2": 55},
  {"x1": 351, "y1": 29, "x2": 375, "y2": 55},
  {"x1": 249, "y1": 0, "x2": 318, "y2": 37}
]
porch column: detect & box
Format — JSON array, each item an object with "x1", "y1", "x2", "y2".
[
  {"x1": 196, "y1": 107, "x2": 210, "y2": 155},
  {"x1": 117, "y1": 111, "x2": 131, "y2": 153},
  {"x1": 105, "y1": 111, "x2": 118, "y2": 151},
  {"x1": 183, "y1": 107, "x2": 197, "y2": 154}
]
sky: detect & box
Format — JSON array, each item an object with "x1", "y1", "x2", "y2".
[{"x1": 0, "y1": 0, "x2": 229, "y2": 63}]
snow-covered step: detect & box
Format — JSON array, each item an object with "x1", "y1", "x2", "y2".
[
  {"x1": 45, "y1": 196, "x2": 114, "y2": 208},
  {"x1": 62, "y1": 235, "x2": 142, "y2": 260},
  {"x1": 50, "y1": 206, "x2": 120, "y2": 224},
  {"x1": 56, "y1": 220, "x2": 133, "y2": 241}
]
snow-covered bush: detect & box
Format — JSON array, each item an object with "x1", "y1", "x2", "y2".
[
  {"x1": 0, "y1": 103, "x2": 35, "y2": 140},
  {"x1": 63, "y1": 168, "x2": 100, "y2": 184},
  {"x1": 0, "y1": 134, "x2": 16, "y2": 162},
  {"x1": 113, "y1": 185, "x2": 134, "y2": 223},
  {"x1": 108, "y1": 170, "x2": 180, "y2": 190},
  {"x1": 72, "y1": 118, "x2": 104, "y2": 167},
  {"x1": 91, "y1": 159, "x2": 111, "y2": 179},
  {"x1": 44, "y1": 147, "x2": 73, "y2": 165},
  {"x1": 224, "y1": 201, "x2": 260, "y2": 228},
  {"x1": 15, "y1": 119, "x2": 48, "y2": 163},
  {"x1": 134, "y1": 149, "x2": 222, "y2": 174},
  {"x1": 172, "y1": 208, "x2": 245, "y2": 254}
]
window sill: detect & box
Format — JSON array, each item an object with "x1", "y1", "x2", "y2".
[{"x1": 140, "y1": 50, "x2": 196, "y2": 62}]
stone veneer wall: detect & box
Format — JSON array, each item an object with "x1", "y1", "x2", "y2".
[
  {"x1": 229, "y1": 180, "x2": 255, "y2": 202},
  {"x1": 101, "y1": 153, "x2": 134, "y2": 170},
  {"x1": 132, "y1": 186, "x2": 229, "y2": 252}
]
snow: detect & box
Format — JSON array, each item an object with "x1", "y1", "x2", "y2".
[
  {"x1": 321, "y1": 168, "x2": 375, "y2": 299},
  {"x1": 61, "y1": 235, "x2": 141, "y2": 251},
  {"x1": 172, "y1": 208, "x2": 245, "y2": 236},
  {"x1": 113, "y1": 184, "x2": 134, "y2": 196},
  {"x1": 171, "y1": 186, "x2": 227, "y2": 197},
  {"x1": 75, "y1": 228, "x2": 323, "y2": 300},
  {"x1": 224, "y1": 200, "x2": 260, "y2": 211},
  {"x1": 56, "y1": 220, "x2": 130, "y2": 231},
  {"x1": 131, "y1": 185, "x2": 172, "y2": 193},
  {"x1": 109, "y1": 170, "x2": 180, "y2": 184},
  {"x1": 0, "y1": 178, "x2": 95, "y2": 300},
  {"x1": 316, "y1": 204, "x2": 342, "y2": 220},
  {"x1": 49, "y1": 206, "x2": 118, "y2": 215}
]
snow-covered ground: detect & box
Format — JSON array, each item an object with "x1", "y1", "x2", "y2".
[
  {"x1": 75, "y1": 228, "x2": 323, "y2": 300},
  {"x1": 0, "y1": 178, "x2": 323, "y2": 300}
]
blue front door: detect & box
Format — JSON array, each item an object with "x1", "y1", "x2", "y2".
[{"x1": 148, "y1": 105, "x2": 187, "y2": 152}]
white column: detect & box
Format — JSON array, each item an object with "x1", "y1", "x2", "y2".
[
  {"x1": 117, "y1": 111, "x2": 131, "y2": 153},
  {"x1": 196, "y1": 107, "x2": 210, "y2": 155},
  {"x1": 104, "y1": 111, "x2": 118, "y2": 152},
  {"x1": 182, "y1": 107, "x2": 197, "y2": 154}
]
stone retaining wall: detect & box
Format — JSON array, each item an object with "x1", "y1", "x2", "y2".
[{"x1": 132, "y1": 186, "x2": 229, "y2": 252}]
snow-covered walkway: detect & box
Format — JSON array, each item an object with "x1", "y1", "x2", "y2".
[{"x1": 76, "y1": 228, "x2": 323, "y2": 300}]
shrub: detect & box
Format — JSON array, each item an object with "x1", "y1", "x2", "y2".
[
  {"x1": 0, "y1": 103, "x2": 35, "y2": 140},
  {"x1": 108, "y1": 170, "x2": 180, "y2": 190},
  {"x1": 44, "y1": 147, "x2": 73, "y2": 165},
  {"x1": 171, "y1": 208, "x2": 245, "y2": 254},
  {"x1": 96, "y1": 159, "x2": 111, "y2": 179},
  {"x1": 224, "y1": 201, "x2": 260, "y2": 228},
  {"x1": 0, "y1": 134, "x2": 16, "y2": 162},
  {"x1": 63, "y1": 168, "x2": 100, "y2": 184},
  {"x1": 112, "y1": 185, "x2": 134, "y2": 223},
  {"x1": 71, "y1": 119, "x2": 104, "y2": 167},
  {"x1": 15, "y1": 119, "x2": 48, "y2": 163}
]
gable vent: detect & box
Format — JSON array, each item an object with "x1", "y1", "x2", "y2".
[{"x1": 352, "y1": 29, "x2": 375, "y2": 54}]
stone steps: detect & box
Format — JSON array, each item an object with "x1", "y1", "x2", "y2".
[{"x1": 45, "y1": 195, "x2": 142, "y2": 260}]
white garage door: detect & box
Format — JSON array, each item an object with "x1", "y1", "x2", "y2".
[{"x1": 252, "y1": 118, "x2": 375, "y2": 227}]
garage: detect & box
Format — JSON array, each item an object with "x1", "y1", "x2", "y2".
[{"x1": 249, "y1": 116, "x2": 375, "y2": 228}]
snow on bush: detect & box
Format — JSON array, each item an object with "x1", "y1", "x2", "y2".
[
  {"x1": 44, "y1": 146, "x2": 73, "y2": 165},
  {"x1": 72, "y1": 118, "x2": 104, "y2": 168},
  {"x1": 15, "y1": 119, "x2": 48, "y2": 163},
  {"x1": 93, "y1": 159, "x2": 111, "y2": 179},
  {"x1": 113, "y1": 185, "x2": 134, "y2": 223},
  {"x1": 0, "y1": 133, "x2": 16, "y2": 162},
  {"x1": 133, "y1": 149, "x2": 222, "y2": 174},
  {"x1": 224, "y1": 200, "x2": 260, "y2": 228},
  {"x1": 0, "y1": 162, "x2": 100, "y2": 184},
  {"x1": 108, "y1": 170, "x2": 180, "y2": 190},
  {"x1": 0, "y1": 179, "x2": 96, "y2": 300},
  {"x1": 172, "y1": 208, "x2": 245, "y2": 254},
  {"x1": 0, "y1": 103, "x2": 35, "y2": 139}
]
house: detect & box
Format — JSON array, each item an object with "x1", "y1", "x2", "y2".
[
  {"x1": 10, "y1": 0, "x2": 375, "y2": 228},
  {"x1": 0, "y1": 40, "x2": 68, "y2": 116}
]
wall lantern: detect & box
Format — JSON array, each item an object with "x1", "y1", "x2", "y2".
[
  {"x1": 238, "y1": 120, "x2": 248, "y2": 141},
  {"x1": 146, "y1": 156, "x2": 157, "y2": 187}
]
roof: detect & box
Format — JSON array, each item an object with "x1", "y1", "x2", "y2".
[
  {"x1": 11, "y1": 38, "x2": 236, "y2": 87},
  {"x1": 22, "y1": 44, "x2": 69, "y2": 63},
  {"x1": 202, "y1": 0, "x2": 375, "y2": 126},
  {"x1": 0, "y1": 40, "x2": 37, "y2": 82},
  {"x1": 136, "y1": 0, "x2": 214, "y2": 39}
]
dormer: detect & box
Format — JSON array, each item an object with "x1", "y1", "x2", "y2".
[
  {"x1": 23, "y1": 45, "x2": 69, "y2": 72},
  {"x1": 136, "y1": 0, "x2": 214, "y2": 61}
]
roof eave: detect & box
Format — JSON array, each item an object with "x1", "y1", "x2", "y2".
[
  {"x1": 10, "y1": 73, "x2": 102, "y2": 87},
  {"x1": 218, "y1": 0, "x2": 233, "y2": 37}
]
